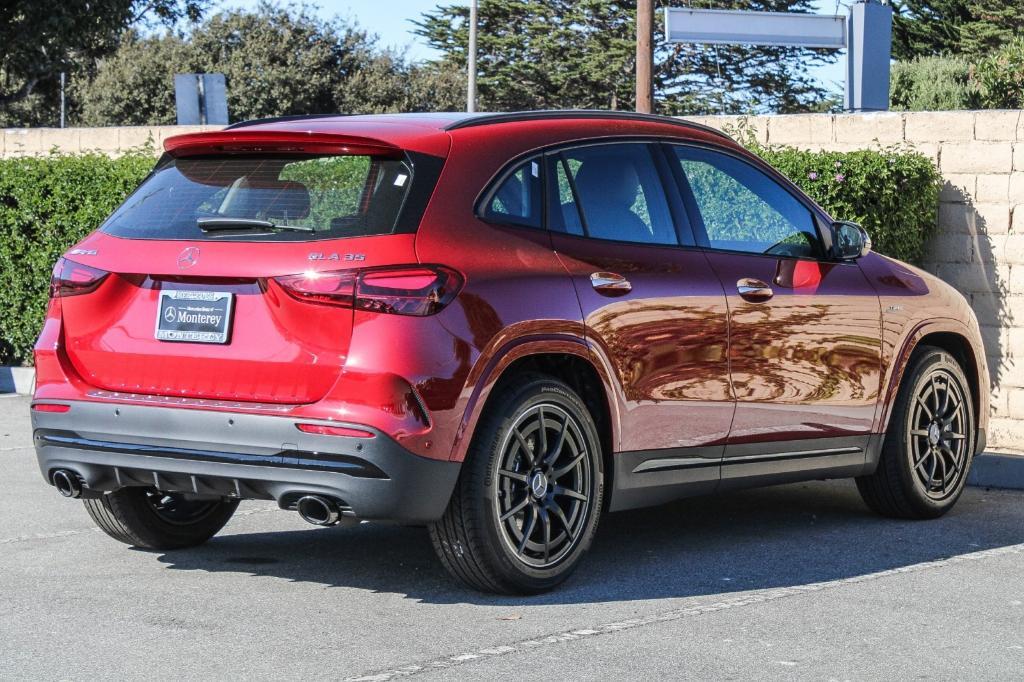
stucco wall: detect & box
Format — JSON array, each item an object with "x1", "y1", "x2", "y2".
[{"x1": 3, "y1": 112, "x2": 1023, "y2": 450}]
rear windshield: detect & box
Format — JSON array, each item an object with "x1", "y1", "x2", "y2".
[{"x1": 101, "y1": 154, "x2": 415, "y2": 241}]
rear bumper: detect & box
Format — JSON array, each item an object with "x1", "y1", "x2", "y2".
[{"x1": 31, "y1": 400, "x2": 460, "y2": 523}]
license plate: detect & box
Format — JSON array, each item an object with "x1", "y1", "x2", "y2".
[{"x1": 155, "y1": 290, "x2": 234, "y2": 344}]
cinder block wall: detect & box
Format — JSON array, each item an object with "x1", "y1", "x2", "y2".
[
  {"x1": 0, "y1": 125, "x2": 220, "y2": 157},
  {"x1": 3, "y1": 113, "x2": 1023, "y2": 450}
]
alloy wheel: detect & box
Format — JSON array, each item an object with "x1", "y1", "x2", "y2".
[
  {"x1": 493, "y1": 403, "x2": 594, "y2": 569},
  {"x1": 907, "y1": 369, "x2": 970, "y2": 501}
]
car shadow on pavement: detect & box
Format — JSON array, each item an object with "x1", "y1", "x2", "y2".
[{"x1": 155, "y1": 480, "x2": 1024, "y2": 606}]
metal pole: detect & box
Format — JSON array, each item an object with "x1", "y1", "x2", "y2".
[
  {"x1": 467, "y1": 0, "x2": 478, "y2": 113},
  {"x1": 59, "y1": 72, "x2": 66, "y2": 128},
  {"x1": 636, "y1": 0, "x2": 654, "y2": 114}
]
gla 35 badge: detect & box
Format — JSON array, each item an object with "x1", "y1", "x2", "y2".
[{"x1": 308, "y1": 252, "x2": 366, "y2": 262}]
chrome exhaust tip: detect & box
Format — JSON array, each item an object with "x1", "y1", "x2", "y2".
[
  {"x1": 52, "y1": 470, "x2": 82, "y2": 499},
  {"x1": 296, "y1": 495, "x2": 341, "y2": 526}
]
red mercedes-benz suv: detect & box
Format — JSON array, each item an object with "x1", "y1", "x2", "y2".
[{"x1": 32, "y1": 111, "x2": 988, "y2": 594}]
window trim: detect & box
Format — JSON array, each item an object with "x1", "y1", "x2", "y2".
[{"x1": 662, "y1": 141, "x2": 840, "y2": 263}]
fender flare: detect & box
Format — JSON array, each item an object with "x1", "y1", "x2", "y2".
[
  {"x1": 875, "y1": 317, "x2": 984, "y2": 436},
  {"x1": 447, "y1": 332, "x2": 621, "y2": 463}
]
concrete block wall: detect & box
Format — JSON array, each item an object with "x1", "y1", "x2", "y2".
[
  {"x1": 1, "y1": 125, "x2": 220, "y2": 157},
  {"x1": 3, "y1": 114, "x2": 1023, "y2": 450}
]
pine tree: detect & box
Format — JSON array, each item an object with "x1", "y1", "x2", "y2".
[
  {"x1": 414, "y1": 0, "x2": 836, "y2": 115},
  {"x1": 892, "y1": 0, "x2": 1024, "y2": 59}
]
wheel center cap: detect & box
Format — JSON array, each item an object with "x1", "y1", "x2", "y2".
[
  {"x1": 928, "y1": 422, "x2": 941, "y2": 445},
  {"x1": 529, "y1": 471, "x2": 548, "y2": 499}
]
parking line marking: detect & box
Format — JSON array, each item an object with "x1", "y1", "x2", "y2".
[{"x1": 345, "y1": 542, "x2": 1024, "y2": 681}]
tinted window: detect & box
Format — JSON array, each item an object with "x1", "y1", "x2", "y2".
[
  {"x1": 672, "y1": 146, "x2": 821, "y2": 258},
  {"x1": 545, "y1": 156, "x2": 584, "y2": 236},
  {"x1": 101, "y1": 155, "x2": 413, "y2": 241},
  {"x1": 560, "y1": 143, "x2": 677, "y2": 245},
  {"x1": 483, "y1": 157, "x2": 542, "y2": 228}
]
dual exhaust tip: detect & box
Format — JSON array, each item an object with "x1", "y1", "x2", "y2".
[{"x1": 52, "y1": 472, "x2": 347, "y2": 528}]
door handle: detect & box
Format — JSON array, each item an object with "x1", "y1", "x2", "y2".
[
  {"x1": 737, "y1": 278, "x2": 773, "y2": 302},
  {"x1": 590, "y1": 272, "x2": 632, "y2": 295}
]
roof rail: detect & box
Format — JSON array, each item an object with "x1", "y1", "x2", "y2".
[
  {"x1": 444, "y1": 109, "x2": 732, "y2": 141},
  {"x1": 224, "y1": 113, "x2": 347, "y2": 130}
]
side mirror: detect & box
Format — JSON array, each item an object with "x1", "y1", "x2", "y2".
[{"x1": 831, "y1": 221, "x2": 871, "y2": 260}]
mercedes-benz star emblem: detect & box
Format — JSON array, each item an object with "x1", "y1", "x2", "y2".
[
  {"x1": 177, "y1": 247, "x2": 200, "y2": 269},
  {"x1": 529, "y1": 471, "x2": 548, "y2": 499},
  {"x1": 164, "y1": 306, "x2": 177, "y2": 323}
]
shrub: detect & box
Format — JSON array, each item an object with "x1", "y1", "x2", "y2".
[
  {"x1": 890, "y1": 55, "x2": 980, "y2": 111},
  {"x1": 0, "y1": 151, "x2": 153, "y2": 364},
  {"x1": 754, "y1": 144, "x2": 942, "y2": 264},
  {"x1": 974, "y1": 38, "x2": 1024, "y2": 109}
]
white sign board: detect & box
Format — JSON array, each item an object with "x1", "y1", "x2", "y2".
[{"x1": 664, "y1": 8, "x2": 847, "y2": 49}]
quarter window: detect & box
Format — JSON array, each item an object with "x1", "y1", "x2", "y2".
[
  {"x1": 672, "y1": 146, "x2": 821, "y2": 258},
  {"x1": 483, "y1": 157, "x2": 542, "y2": 228}
]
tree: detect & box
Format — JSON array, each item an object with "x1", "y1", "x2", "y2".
[
  {"x1": 0, "y1": 0, "x2": 207, "y2": 126},
  {"x1": 76, "y1": 4, "x2": 465, "y2": 126},
  {"x1": 77, "y1": 31, "x2": 188, "y2": 126},
  {"x1": 414, "y1": 0, "x2": 836, "y2": 115},
  {"x1": 892, "y1": 1, "x2": 1024, "y2": 59}
]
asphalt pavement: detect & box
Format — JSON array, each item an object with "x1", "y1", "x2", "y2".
[{"x1": 1, "y1": 394, "x2": 1021, "y2": 680}]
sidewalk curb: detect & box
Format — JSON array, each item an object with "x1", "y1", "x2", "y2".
[
  {"x1": 969, "y1": 453, "x2": 1024, "y2": 491},
  {"x1": 0, "y1": 366, "x2": 34, "y2": 395}
]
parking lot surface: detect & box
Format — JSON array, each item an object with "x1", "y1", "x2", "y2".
[{"x1": 2, "y1": 394, "x2": 1022, "y2": 680}]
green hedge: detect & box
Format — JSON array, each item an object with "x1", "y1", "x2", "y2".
[
  {"x1": 751, "y1": 143, "x2": 942, "y2": 264},
  {"x1": 0, "y1": 137, "x2": 942, "y2": 366},
  {"x1": 0, "y1": 152, "x2": 153, "y2": 364}
]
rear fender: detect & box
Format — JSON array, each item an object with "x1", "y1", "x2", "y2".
[{"x1": 448, "y1": 331, "x2": 621, "y2": 464}]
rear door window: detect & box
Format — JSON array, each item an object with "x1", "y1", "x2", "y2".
[
  {"x1": 556, "y1": 143, "x2": 678, "y2": 246},
  {"x1": 101, "y1": 154, "x2": 414, "y2": 241}
]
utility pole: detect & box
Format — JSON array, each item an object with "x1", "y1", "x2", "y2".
[
  {"x1": 635, "y1": 0, "x2": 654, "y2": 114},
  {"x1": 59, "y1": 72, "x2": 66, "y2": 128},
  {"x1": 467, "y1": 0, "x2": 478, "y2": 113}
]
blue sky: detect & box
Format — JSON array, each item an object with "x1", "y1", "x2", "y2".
[{"x1": 219, "y1": 0, "x2": 847, "y2": 99}]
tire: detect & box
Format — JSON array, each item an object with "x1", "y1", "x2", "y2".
[
  {"x1": 857, "y1": 346, "x2": 975, "y2": 519},
  {"x1": 83, "y1": 488, "x2": 239, "y2": 550},
  {"x1": 429, "y1": 373, "x2": 604, "y2": 594}
]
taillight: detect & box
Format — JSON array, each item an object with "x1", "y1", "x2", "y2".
[
  {"x1": 273, "y1": 270, "x2": 356, "y2": 308},
  {"x1": 49, "y1": 258, "x2": 109, "y2": 298},
  {"x1": 274, "y1": 265, "x2": 462, "y2": 316}
]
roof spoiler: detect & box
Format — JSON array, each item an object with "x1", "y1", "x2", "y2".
[{"x1": 163, "y1": 130, "x2": 404, "y2": 158}]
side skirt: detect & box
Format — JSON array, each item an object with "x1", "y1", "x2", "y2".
[{"x1": 609, "y1": 434, "x2": 884, "y2": 512}]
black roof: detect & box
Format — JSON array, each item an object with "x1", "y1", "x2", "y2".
[{"x1": 223, "y1": 110, "x2": 732, "y2": 141}]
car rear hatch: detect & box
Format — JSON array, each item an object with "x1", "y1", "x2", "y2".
[{"x1": 55, "y1": 129, "x2": 444, "y2": 405}]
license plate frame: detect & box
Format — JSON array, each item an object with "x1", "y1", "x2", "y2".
[{"x1": 155, "y1": 290, "x2": 234, "y2": 344}]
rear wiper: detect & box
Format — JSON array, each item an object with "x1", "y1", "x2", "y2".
[{"x1": 197, "y1": 217, "x2": 314, "y2": 233}]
